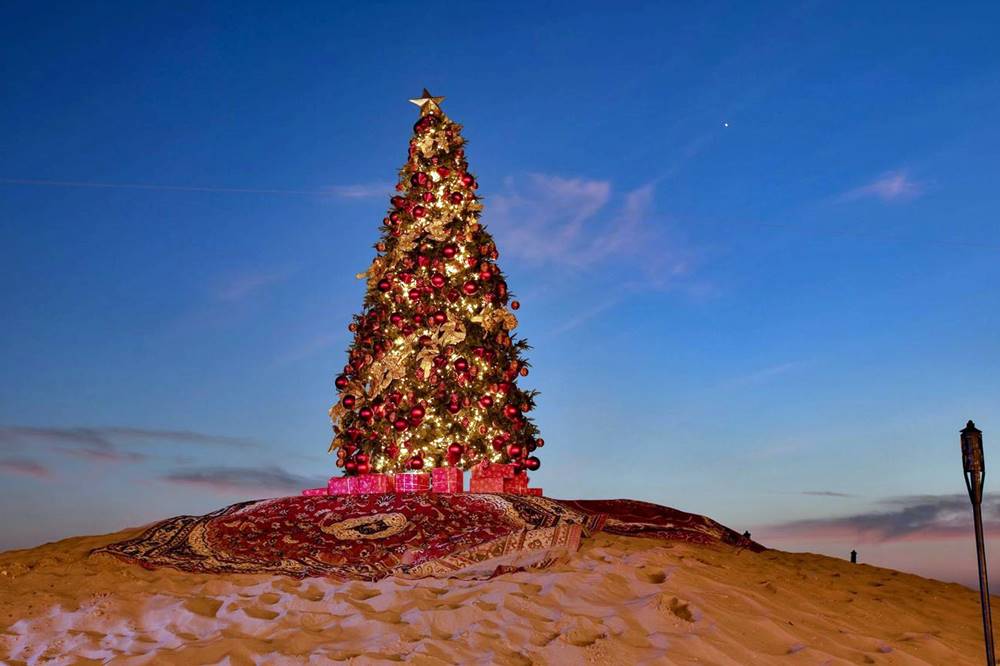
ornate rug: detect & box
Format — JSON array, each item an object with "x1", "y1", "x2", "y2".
[
  {"x1": 93, "y1": 494, "x2": 760, "y2": 580},
  {"x1": 556, "y1": 499, "x2": 764, "y2": 552}
]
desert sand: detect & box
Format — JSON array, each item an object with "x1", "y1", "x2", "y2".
[{"x1": 1, "y1": 527, "x2": 995, "y2": 665}]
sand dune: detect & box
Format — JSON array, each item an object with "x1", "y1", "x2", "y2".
[{"x1": 0, "y1": 527, "x2": 995, "y2": 664}]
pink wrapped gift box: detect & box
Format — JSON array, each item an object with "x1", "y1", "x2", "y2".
[
  {"x1": 527, "y1": 488, "x2": 543, "y2": 497},
  {"x1": 431, "y1": 466, "x2": 464, "y2": 493},
  {"x1": 472, "y1": 461, "x2": 516, "y2": 480},
  {"x1": 302, "y1": 487, "x2": 328, "y2": 496},
  {"x1": 469, "y1": 477, "x2": 505, "y2": 494},
  {"x1": 503, "y1": 475, "x2": 529, "y2": 495},
  {"x1": 327, "y1": 476, "x2": 350, "y2": 495},
  {"x1": 350, "y1": 473, "x2": 395, "y2": 494},
  {"x1": 396, "y1": 472, "x2": 431, "y2": 493}
]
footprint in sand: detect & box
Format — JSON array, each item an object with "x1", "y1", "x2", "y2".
[
  {"x1": 664, "y1": 596, "x2": 695, "y2": 622},
  {"x1": 258, "y1": 592, "x2": 281, "y2": 605},
  {"x1": 637, "y1": 567, "x2": 668, "y2": 584},
  {"x1": 350, "y1": 588, "x2": 382, "y2": 601},
  {"x1": 183, "y1": 597, "x2": 223, "y2": 618},
  {"x1": 295, "y1": 585, "x2": 326, "y2": 602},
  {"x1": 563, "y1": 625, "x2": 607, "y2": 647},
  {"x1": 243, "y1": 606, "x2": 280, "y2": 620}
]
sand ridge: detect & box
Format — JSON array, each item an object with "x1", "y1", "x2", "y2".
[{"x1": 0, "y1": 527, "x2": 995, "y2": 664}]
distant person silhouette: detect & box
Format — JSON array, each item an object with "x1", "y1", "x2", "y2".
[
  {"x1": 850, "y1": 549, "x2": 857, "y2": 564},
  {"x1": 743, "y1": 530, "x2": 751, "y2": 539}
]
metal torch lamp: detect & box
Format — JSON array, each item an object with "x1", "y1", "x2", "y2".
[{"x1": 962, "y1": 419, "x2": 995, "y2": 665}]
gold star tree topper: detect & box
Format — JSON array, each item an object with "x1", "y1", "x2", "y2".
[{"x1": 408, "y1": 88, "x2": 445, "y2": 115}]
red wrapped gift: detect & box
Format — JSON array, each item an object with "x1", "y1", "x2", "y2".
[
  {"x1": 396, "y1": 471, "x2": 431, "y2": 493},
  {"x1": 472, "y1": 461, "x2": 516, "y2": 480},
  {"x1": 504, "y1": 475, "x2": 529, "y2": 495},
  {"x1": 527, "y1": 488, "x2": 543, "y2": 497},
  {"x1": 302, "y1": 487, "x2": 328, "y2": 496},
  {"x1": 350, "y1": 473, "x2": 395, "y2": 494},
  {"x1": 469, "y1": 477, "x2": 505, "y2": 494},
  {"x1": 327, "y1": 476, "x2": 350, "y2": 495},
  {"x1": 431, "y1": 466, "x2": 464, "y2": 493}
]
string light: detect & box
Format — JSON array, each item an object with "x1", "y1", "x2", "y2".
[{"x1": 329, "y1": 91, "x2": 543, "y2": 477}]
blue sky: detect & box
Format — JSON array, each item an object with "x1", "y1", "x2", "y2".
[{"x1": 1, "y1": 1, "x2": 999, "y2": 585}]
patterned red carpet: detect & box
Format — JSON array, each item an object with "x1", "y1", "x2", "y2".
[{"x1": 93, "y1": 494, "x2": 761, "y2": 580}]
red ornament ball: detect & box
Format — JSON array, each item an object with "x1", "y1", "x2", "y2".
[
  {"x1": 377, "y1": 279, "x2": 392, "y2": 292},
  {"x1": 511, "y1": 301, "x2": 520, "y2": 310},
  {"x1": 526, "y1": 456, "x2": 541, "y2": 471},
  {"x1": 448, "y1": 192, "x2": 463, "y2": 204},
  {"x1": 430, "y1": 273, "x2": 446, "y2": 288},
  {"x1": 342, "y1": 395, "x2": 357, "y2": 409},
  {"x1": 478, "y1": 395, "x2": 493, "y2": 408},
  {"x1": 335, "y1": 375, "x2": 349, "y2": 390},
  {"x1": 393, "y1": 418, "x2": 409, "y2": 431},
  {"x1": 462, "y1": 281, "x2": 478, "y2": 295},
  {"x1": 408, "y1": 456, "x2": 424, "y2": 470},
  {"x1": 443, "y1": 244, "x2": 457, "y2": 259},
  {"x1": 447, "y1": 442, "x2": 463, "y2": 458},
  {"x1": 410, "y1": 404, "x2": 426, "y2": 420},
  {"x1": 454, "y1": 358, "x2": 469, "y2": 372},
  {"x1": 359, "y1": 407, "x2": 373, "y2": 420},
  {"x1": 413, "y1": 205, "x2": 427, "y2": 218},
  {"x1": 535, "y1": 438, "x2": 545, "y2": 448},
  {"x1": 503, "y1": 404, "x2": 519, "y2": 419},
  {"x1": 461, "y1": 173, "x2": 475, "y2": 187},
  {"x1": 506, "y1": 443, "x2": 523, "y2": 458},
  {"x1": 344, "y1": 460, "x2": 358, "y2": 473}
]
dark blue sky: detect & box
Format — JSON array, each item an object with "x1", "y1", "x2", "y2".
[{"x1": 2, "y1": 1, "x2": 999, "y2": 584}]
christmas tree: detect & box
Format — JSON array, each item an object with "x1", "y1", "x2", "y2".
[{"x1": 329, "y1": 89, "x2": 544, "y2": 476}]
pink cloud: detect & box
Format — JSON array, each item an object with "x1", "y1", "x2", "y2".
[
  {"x1": 0, "y1": 458, "x2": 51, "y2": 479},
  {"x1": 759, "y1": 494, "x2": 997, "y2": 543}
]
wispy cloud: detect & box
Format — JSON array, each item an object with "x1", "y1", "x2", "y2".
[
  {"x1": 840, "y1": 170, "x2": 924, "y2": 203},
  {"x1": 162, "y1": 465, "x2": 314, "y2": 494},
  {"x1": 0, "y1": 457, "x2": 51, "y2": 479},
  {"x1": 763, "y1": 494, "x2": 995, "y2": 542},
  {"x1": 55, "y1": 447, "x2": 148, "y2": 463},
  {"x1": 213, "y1": 269, "x2": 293, "y2": 302},
  {"x1": 272, "y1": 333, "x2": 340, "y2": 366},
  {"x1": 800, "y1": 490, "x2": 854, "y2": 498},
  {"x1": 0, "y1": 426, "x2": 256, "y2": 466},
  {"x1": 545, "y1": 297, "x2": 622, "y2": 337},
  {"x1": 487, "y1": 174, "x2": 692, "y2": 284},
  {"x1": 325, "y1": 182, "x2": 394, "y2": 199},
  {"x1": 724, "y1": 361, "x2": 803, "y2": 387}
]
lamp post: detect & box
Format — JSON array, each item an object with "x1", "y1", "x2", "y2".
[{"x1": 962, "y1": 419, "x2": 995, "y2": 665}]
